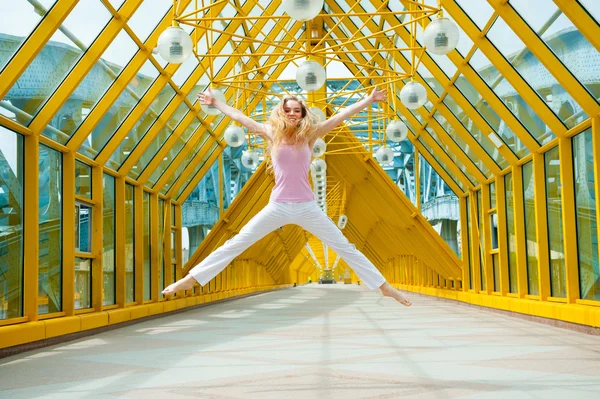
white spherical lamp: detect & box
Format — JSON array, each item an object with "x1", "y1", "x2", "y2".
[
  {"x1": 241, "y1": 150, "x2": 259, "y2": 170},
  {"x1": 375, "y1": 146, "x2": 394, "y2": 165},
  {"x1": 282, "y1": 0, "x2": 323, "y2": 21},
  {"x1": 423, "y1": 17, "x2": 459, "y2": 56},
  {"x1": 400, "y1": 81, "x2": 427, "y2": 109},
  {"x1": 157, "y1": 26, "x2": 193, "y2": 64},
  {"x1": 296, "y1": 61, "x2": 326, "y2": 92},
  {"x1": 200, "y1": 89, "x2": 227, "y2": 115},
  {"x1": 337, "y1": 215, "x2": 348, "y2": 229},
  {"x1": 224, "y1": 126, "x2": 245, "y2": 148},
  {"x1": 386, "y1": 120, "x2": 409, "y2": 143},
  {"x1": 311, "y1": 158, "x2": 327, "y2": 174},
  {"x1": 309, "y1": 107, "x2": 326, "y2": 123},
  {"x1": 312, "y1": 138, "x2": 326, "y2": 157}
]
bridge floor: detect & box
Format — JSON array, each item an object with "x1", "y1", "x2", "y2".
[{"x1": 1, "y1": 285, "x2": 600, "y2": 398}]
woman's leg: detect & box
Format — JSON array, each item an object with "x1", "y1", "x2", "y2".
[
  {"x1": 162, "y1": 202, "x2": 288, "y2": 294},
  {"x1": 295, "y1": 202, "x2": 411, "y2": 306}
]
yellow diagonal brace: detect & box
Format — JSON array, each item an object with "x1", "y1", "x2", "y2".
[{"x1": 28, "y1": 0, "x2": 144, "y2": 134}]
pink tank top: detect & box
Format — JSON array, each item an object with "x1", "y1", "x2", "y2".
[{"x1": 270, "y1": 143, "x2": 315, "y2": 202}]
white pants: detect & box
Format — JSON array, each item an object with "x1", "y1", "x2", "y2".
[{"x1": 189, "y1": 200, "x2": 386, "y2": 290}]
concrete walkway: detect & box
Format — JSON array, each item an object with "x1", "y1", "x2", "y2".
[{"x1": 1, "y1": 284, "x2": 600, "y2": 398}]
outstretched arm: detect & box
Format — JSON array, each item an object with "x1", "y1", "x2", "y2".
[
  {"x1": 310, "y1": 88, "x2": 387, "y2": 141},
  {"x1": 198, "y1": 89, "x2": 271, "y2": 141}
]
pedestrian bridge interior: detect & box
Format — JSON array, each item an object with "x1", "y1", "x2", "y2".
[{"x1": 0, "y1": 0, "x2": 600, "y2": 394}]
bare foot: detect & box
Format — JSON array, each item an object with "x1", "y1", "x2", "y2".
[
  {"x1": 162, "y1": 275, "x2": 196, "y2": 295},
  {"x1": 380, "y1": 282, "x2": 412, "y2": 306}
]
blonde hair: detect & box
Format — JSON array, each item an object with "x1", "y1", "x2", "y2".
[{"x1": 264, "y1": 96, "x2": 317, "y2": 174}]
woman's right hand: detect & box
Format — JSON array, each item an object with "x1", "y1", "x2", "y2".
[{"x1": 197, "y1": 88, "x2": 215, "y2": 106}]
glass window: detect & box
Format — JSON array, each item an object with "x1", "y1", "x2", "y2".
[
  {"x1": 578, "y1": 0, "x2": 600, "y2": 23},
  {"x1": 158, "y1": 198, "x2": 165, "y2": 298},
  {"x1": 39, "y1": 144, "x2": 62, "y2": 314},
  {"x1": 490, "y1": 181, "x2": 497, "y2": 209},
  {"x1": 103, "y1": 173, "x2": 115, "y2": 306},
  {"x1": 455, "y1": 0, "x2": 495, "y2": 30},
  {"x1": 75, "y1": 202, "x2": 92, "y2": 253},
  {"x1": 492, "y1": 253, "x2": 500, "y2": 292},
  {"x1": 75, "y1": 160, "x2": 91, "y2": 198},
  {"x1": 107, "y1": 84, "x2": 177, "y2": 170},
  {"x1": 74, "y1": 257, "x2": 91, "y2": 309},
  {"x1": 424, "y1": 126, "x2": 480, "y2": 185},
  {"x1": 573, "y1": 129, "x2": 598, "y2": 301},
  {"x1": 127, "y1": 102, "x2": 190, "y2": 179},
  {"x1": 0, "y1": 0, "x2": 58, "y2": 73},
  {"x1": 47, "y1": 29, "x2": 139, "y2": 144},
  {"x1": 419, "y1": 154, "x2": 461, "y2": 258},
  {"x1": 125, "y1": 183, "x2": 134, "y2": 303},
  {"x1": 174, "y1": 140, "x2": 221, "y2": 199},
  {"x1": 77, "y1": 59, "x2": 158, "y2": 160},
  {"x1": 0, "y1": 127, "x2": 23, "y2": 320},
  {"x1": 148, "y1": 118, "x2": 203, "y2": 186},
  {"x1": 477, "y1": 190, "x2": 486, "y2": 291},
  {"x1": 510, "y1": 0, "x2": 600, "y2": 113},
  {"x1": 126, "y1": 0, "x2": 171, "y2": 43},
  {"x1": 468, "y1": 49, "x2": 545, "y2": 152},
  {"x1": 522, "y1": 161, "x2": 539, "y2": 295},
  {"x1": 4, "y1": 0, "x2": 112, "y2": 127},
  {"x1": 545, "y1": 146, "x2": 566, "y2": 297},
  {"x1": 417, "y1": 138, "x2": 466, "y2": 192},
  {"x1": 143, "y1": 191, "x2": 151, "y2": 301},
  {"x1": 486, "y1": 16, "x2": 587, "y2": 131},
  {"x1": 505, "y1": 172, "x2": 518, "y2": 293}
]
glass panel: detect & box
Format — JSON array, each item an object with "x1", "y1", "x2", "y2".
[
  {"x1": 490, "y1": 212, "x2": 499, "y2": 250},
  {"x1": 158, "y1": 198, "x2": 165, "y2": 298},
  {"x1": 103, "y1": 173, "x2": 115, "y2": 305},
  {"x1": 419, "y1": 154, "x2": 461, "y2": 258},
  {"x1": 455, "y1": 0, "x2": 495, "y2": 30},
  {"x1": 510, "y1": 0, "x2": 600, "y2": 112},
  {"x1": 39, "y1": 144, "x2": 62, "y2": 314},
  {"x1": 0, "y1": 127, "x2": 23, "y2": 319},
  {"x1": 578, "y1": 0, "x2": 600, "y2": 24},
  {"x1": 0, "y1": 0, "x2": 57, "y2": 73},
  {"x1": 174, "y1": 140, "x2": 220, "y2": 199},
  {"x1": 417, "y1": 138, "x2": 466, "y2": 192},
  {"x1": 75, "y1": 160, "x2": 91, "y2": 198},
  {"x1": 573, "y1": 129, "x2": 598, "y2": 301},
  {"x1": 107, "y1": 84, "x2": 177, "y2": 170},
  {"x1": 505, "y1": 172, "x2": 518, "y2": 293},
  {"x1": 425, "y1": 126, "x2": 480, "y2": 185},
  {"x1": 180, "y1": 158, "x2": 223, "y2": 257},
  {"x1": 453, "y1": 74, "x2": 525, "y2": 161},
  {"x1": 544, "y1": 146, "x2": 566, "y2": 297},
  {"x1": 4, "y1": 0, "x2": 112, "y2": 127},
  {"x1": 477, "y1": 190, "x2": 486, "y2": 290},
  {"x1": 126, "y1": 0, "x2": 171, "y2": 43},
  {"x1": 127, "y1": 102, "x2": 190, "y2": 179},
  {"x1": 171, "y1": 229, "x2": 176, "y2": 262},
  {"x1": 125, "y1": 183, "x2": 134, "y2": 303},
  {"x1": 466, "y1": 196, "x2": 473, "y2": 290},
  {"x1": 143, "y1": 191, "x2": 151, "y2": 301},
  {"x1": 486, "y1": 16, "x2": 587, "y2": 131},
  {"x1": 490, "y1": 181, "x2": 497, "y2": 209},
  {"x1": 492, "y1": 253, "x2": 500, "y2": 292},
  {"x1": 171, "y1": 204, "x2": 176, "y2": 226},
  {"x1": 74, "y1": 257, "x2": 91, "y2": 309},
  {"x1": 522, "y1": 161, "x2": 539, "y2": 295},
  {"x1": 148, "y1": 117, "x2": 203, "y2": 186},
  {"x1": 76, "y1": 202, "x2": 92, "y2": 253},
  {"x1": 48, "y1": 29, "x2": 139, "y2": 144},
  {"x1": 77, "y1": 59, "x2": 158, "y2": 160}
]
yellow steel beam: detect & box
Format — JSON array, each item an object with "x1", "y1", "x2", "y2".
[
  {"x1": 324, "y1": 6, "x2": 491, "y2": 183},
  {"x1": 115, "y1": 176, "x2": 126, "y2": 307},
  {"x1": 443, "y1": 0, "x2": 566, "y2": 138},
  {"x1": 0, "y1": 0, "x2": 79, "y2": 100},
  {"x1": 558, "y1": 136, "x2": 579, "y2": 303},
  {"x1": 488, "y1": 0, "x2": 600, "y2": 118},
  {"x1": 91, "y1": 165, "x2": 104, "y2": 311},
  {"x1": 134, "y1": 184, "x2": 144, "y2": 304},
  {"x1": 532, "y1": 153, "x2": 550, "y2": 300},
  {"x1": 23, "y1": 133, "x2": 39, "y2": 321},
  {"x1": 28, "y1": 0, "x2": 144, "y2": 134},
  {"x1": 63, "y1": 150, "x2": 75, "y2": 315},
  {"x1": 554, "y1": 0, "x2": 600, "y2": 53}
]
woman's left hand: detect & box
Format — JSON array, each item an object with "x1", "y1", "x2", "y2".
[{"x1": 369, "y1": 88, "x2": 387, "y2": 103}]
